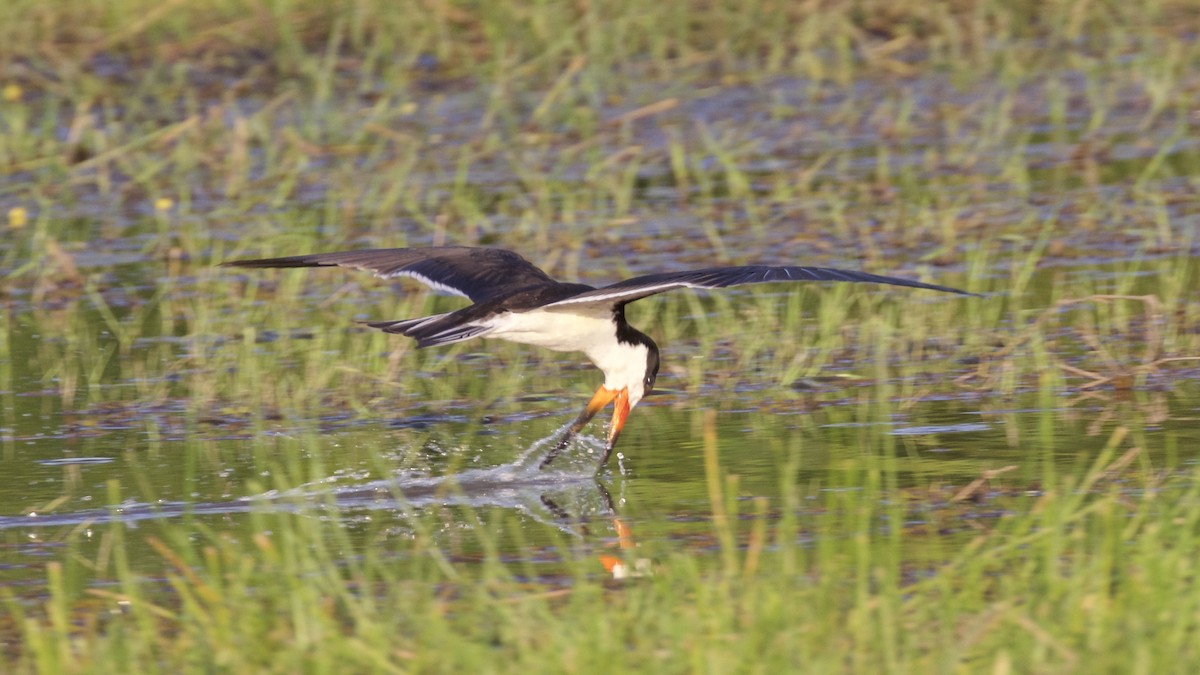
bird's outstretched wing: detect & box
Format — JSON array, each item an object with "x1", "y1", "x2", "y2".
[
  {"x1": 543, "y1": 266, "x2": 975, "y2": 308},
  {"x1": 222, "y1": 247, "x2": 557, "y2": 303}
]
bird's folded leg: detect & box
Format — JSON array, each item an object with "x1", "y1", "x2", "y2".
[{"x1": 540, "y1": 386, "x2": 620, "y2": 469}]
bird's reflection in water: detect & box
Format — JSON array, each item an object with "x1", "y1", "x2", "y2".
[
  {"x1": 378, "y1": 428, "x2": 653, "y2": 578},
  {"x1": 331, "y1": 454, "x2": 652, "y2": 579},
  {"x1": 538, "y1": 481, "x2": 650, "y2": 579}
]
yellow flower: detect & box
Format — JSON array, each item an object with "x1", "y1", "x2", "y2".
[
  {"x1": 8, "y1": 207, "x2": 28, "y2": 228},
  {"x1": 155, "y1": 197, "x2": 174, "y2": 213},
  {"x1": 2, "y1": 84, "x2": 21, "y2": 102}
]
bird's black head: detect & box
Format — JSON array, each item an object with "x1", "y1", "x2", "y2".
[{"x1": 614, "y1": 305, "x2": 660, "y2": 395}]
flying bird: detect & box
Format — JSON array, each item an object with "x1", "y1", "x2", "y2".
[{"x1": 223, "y1": 247, "x2": 972, "y2": 471}]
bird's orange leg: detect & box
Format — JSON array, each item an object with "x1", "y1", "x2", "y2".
[{"x1": 540, "y1": 386, "x2": 627, "y2": 470}]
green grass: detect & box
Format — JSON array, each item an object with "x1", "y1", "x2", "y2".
[{"x1": 3, "y1": 0, "x2": 1200, "y2": 671}]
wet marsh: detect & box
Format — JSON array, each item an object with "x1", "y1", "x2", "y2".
[{"x1": 3, "y1": 0, "x2": 1200, "y2": 671}]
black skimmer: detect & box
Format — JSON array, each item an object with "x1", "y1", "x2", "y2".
[{"x1": 224, "y1": 247, "x2": 972, "y2": 470}]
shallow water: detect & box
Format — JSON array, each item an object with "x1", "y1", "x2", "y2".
[{"x1": 3, "y1": 344, "x2": 1198, "y2": 591}]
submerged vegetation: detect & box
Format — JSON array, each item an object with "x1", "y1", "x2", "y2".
[{"x1": 1, "y1": 0, "x2": 1199, "y2": 671}]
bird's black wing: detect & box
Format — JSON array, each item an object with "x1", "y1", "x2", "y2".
[
  {"x1": 222, "y1": 247, "x2": 558, "y2": 303},
  {"x1": 543, "y1": 265, "x2": 975, "y2": 308}
]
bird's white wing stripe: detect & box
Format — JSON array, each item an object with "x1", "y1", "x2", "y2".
[
  {"x1": 541, "y1": 282, "x2": 693, "y2": 307},
  {"x1": 378, "y1": 270, "x2": 470, "y2": 298},
  {"x1": 406, "y1": 315, "x2": 447, "y2": 330}
]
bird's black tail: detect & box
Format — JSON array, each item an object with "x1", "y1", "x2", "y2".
[{"x1": 364, "y1": 313, "x2": 492, "y2": 348}]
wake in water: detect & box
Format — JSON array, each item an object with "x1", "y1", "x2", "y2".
[{"x1": 0, "y1": 426, "x2": 621, "y2": 534}]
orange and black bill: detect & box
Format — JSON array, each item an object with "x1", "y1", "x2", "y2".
[{"x1": 540, "y1": 386, "x2": 630, "y2": 470}]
